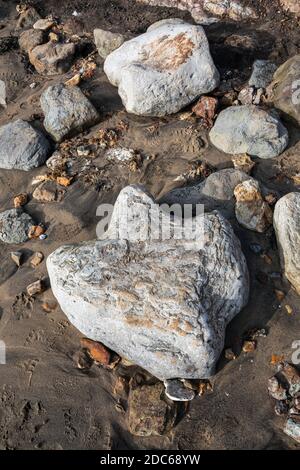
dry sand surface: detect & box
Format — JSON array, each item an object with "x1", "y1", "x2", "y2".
[{"x1": 0, "y1": 0, "x2": 300, "y2": 450}]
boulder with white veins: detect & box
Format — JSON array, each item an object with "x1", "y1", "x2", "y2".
[
  {"x1": 104, "y1": 22, "x2": 219, "y2": 116},
  {"x1": 47, "y1": 185, "x2": 249, "y2": 380},
  {"x1": 273, "y1": 192, "x2": 300, "y2": 295}
]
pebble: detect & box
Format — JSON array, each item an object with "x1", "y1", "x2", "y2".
[
  {"x1": 11, "y1": 251, "x2": 23, "y2": 267},
  {"x1": 268, "y1": 376, "x2": 288, "y2": 400},
  {"x1": 13, "y1": 193, "x2": 28, "y2": 208},
  {"x1": 249, "y1": 60, "x2": 277, "y2": 89},
  {"x1": 164, "y1": 379, "x2": 196, "y2": 402},
  {"x1": 30, "y1": 252, "x2": 44, "y2": 268},
  {"x1": 27, "y1": 280, "x2": 44, "y2": 296},
  {"x1": 80, "y1": 338, "x2": 111, "y2": 366},
  {"x1": 234, "y1": 179, "x2": 273, "y2": 233}
]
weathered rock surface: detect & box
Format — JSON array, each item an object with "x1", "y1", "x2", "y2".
[
  {"x1": 0, "y1": 119, "x2": 50, "y2": 171},
  {"x1": 234, "y1": 179, "x2": 273, "y2": 233},
  {"x1": 0, "y1": 209, "x2": 34, "y2": 244},
  {"x1": 29, "y1": 41, "x2": 76, "y2": 75},
  {"x1": 16, "y1": 6, "x2": 41, "y2": 30},
  {"x1": 19, "y1": 28, "x2": 45, "y2": 52},
  {"x1": 164, "y1": 379, "x2": 196, "y2": 401},
  {"x1": 284, "y1": 416, "x2": 300, "y2": 443},
  {"x1": 33, "y1": 19, "x2": 55, "y2": 31},
  {"x1": 209, "y1": 105, "x2": 289, "y2": 159},
  {"x1": 0, "y1": 80, "x2": 6, "y2": 107},
  {"x1": 147, "y1": 18, "x2": 186, "y2": 32},
  {"x1": 137, "y1": 0, "x2": 256, "y2": 22},
  {"x1": 32, "y1": 181, "x2": 65, "y2": 203},
  {"x1": 280, "y1": 0, "x2": 300, "y2": 16},
  {"x1": 47, "y1": 185, "x2": 249, "y2": 380},
  {"x1": 104, "y1": 22, "x2": 220, "y2": 116},
  {"x1": 127, "y1": 382, "x2": 177, "y2": 436},
  {"x1": 270, "y1": 55, "x2": 300, "y2": 127},
  {"x1": 40, "y1": 84, "x2": 99, "y2": 142},
  {"x1": 160, "y1": 168, "x2": 255, "y2": 218},
  {"x1": 249, "y1": 60, "x2": 276, "y2": 89},
  {"x1": 274, "y1": 193, "x2": 300, "y2": 295},
  {"x1": 94, "y1": 28, "x2": 125, "y2": 59}
]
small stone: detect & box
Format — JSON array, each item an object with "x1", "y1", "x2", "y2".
[
  {"x1": 32, "y1": 181, "x2": 65, "y2": 203},
  {"x1": 164, "y1": 379, "x2": 196, "y2": 402},
  {"x1": 199, "y1": 380, "x2": 213, "y2": 396},
  {"x1": 0, "y1": 209, "x2": 34, "y2": 244},
  {"x1": 249, "y1": 60, "x2": 277, "y2": 89},
  {"x1": 77, "y1": 146, "x2": 91, "y2": 157},
  {"x1": 27, "y1": 279, "x2": 44, "y2": 296},
  {"x1": 94, "y1": 28, "x2": 125, "y2": 59},
  {"x1": 11, "y1": 251, "x2": 23, "y2": 267},
  {"x1": 65, "y1": 73, "x2": 81, "y2": 87},
  {"x1": 270, "y1": 354, "x2": 285, "y2": 366},
  {"x1": 0, "y1": 80, "x2": 6, "y2": 108},
  {"x1": 238, "y1": 86, "x2": 256, "y2": 105},
  {"x1": 210, "y1": 105, "x2": 289, "y2": 159},
  {"x1": 105, "y1": 147, "x2": 136, "y2": 162},
  {"x1": 29, "y1": 41, "x2": 76, "y2": 75},
  {"x1": 242, "y1": 340, "x2": 256, "y2": 353},
  {"x1": 30, "y1": 252, "x2": 44, "y2": 267},
  {"x1": 261, "y1": 253, "x2": 273, "y2": 265},
  {"x1": 56, "y1": 176, "x2": 73, "y2": 187},
  {"x1": 268, "y1": 376, "x2": 288, "y2": 400},
  {"x1": 232, "y1": 154, "x2": 255, "y2": 174},
  {"x1": 0, "y1": 119, "x2": 50, "y2": 171},
  {"x1": 192, "y1": 96, "x2": 218, "y2": 127},
  {"x1": 33, "y1": 19, "x2": 55, "y2": 31},
  {"x1": 39, "y1": 233, "x2": 47, "y2": 240},
  {"x1": 127, "y1": 382, "x2": 177, "y2": 436},
  {"x1": 40, "y1": 83, "x2": 99, "y2": 142},
  {"x1": 274, "y1": 400, "x2": 289, "y2": 416},
  {"x1": 80, "y1": 338, "x2": 111, "y2": 366},
  {"x1": 225, "y1": 348, "x2": 237, "y2": 360},
  {"x1": 28, "y1": 225, "x2": 45, "y2": 239},
  {"x1": 284, "y1": 416, "x2": 300, "y2": 443},
  {"x1": 16, "y1": 6, "x2": 41, "y2": 30},
  {"x1": 279, "y1": 363, "x2": 300, "y2": 397},
  {"x1": 14, "y1": 193, "x2": 28, "y2": 208},
  {"x1": 234, "y1": 179, "x2": 273, "y2": 233},
  {"x1": 19, "y1": 28, "x2": 45, "y2": 53}
]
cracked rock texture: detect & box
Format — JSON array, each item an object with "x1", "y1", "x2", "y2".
[
  {"x1": 274, "y1": 192, "x2": 300, "y2": 295},
  {"x1": 47, "y1": 185, "x2": 249, "y2": 380},
  {"x1": 104, "y1": 21, "x2": 219, "y2": 116},
  {"x1": 0, "y1": 209, "x2": 34, "y2": 244}
]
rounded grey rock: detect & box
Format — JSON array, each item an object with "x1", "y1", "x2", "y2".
[
  {"x1": 0, "y1": 119, "x2": 51, "y2": 171},
  {"x1": 209, "y1": 105, "x2": 289, "y2": 159}
]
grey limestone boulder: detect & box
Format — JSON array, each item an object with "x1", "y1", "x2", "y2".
[
  {"x1": 104, "y1": 22, "x2": 220, "y2": 116},
  {"x1": 47, "y1": 185, "x2": 249, "y2": 380}
]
